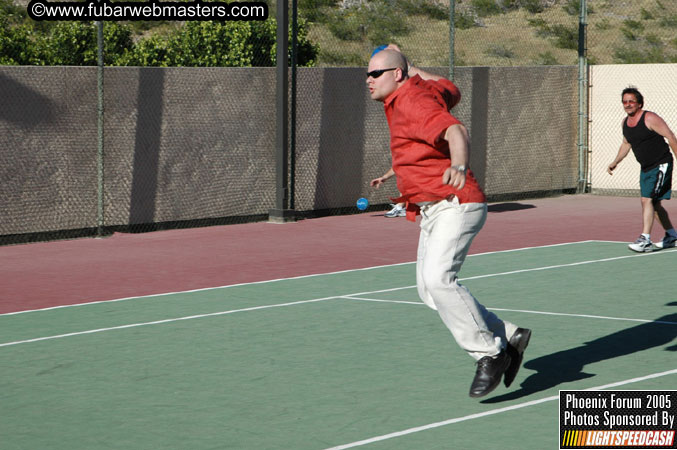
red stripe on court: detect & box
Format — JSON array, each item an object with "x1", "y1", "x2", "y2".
[{"x1": 0, "y1": 195, "x2": 657, "y2": 314}]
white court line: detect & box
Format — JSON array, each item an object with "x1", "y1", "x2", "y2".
[
  {"x1": 1, "y1": 240, "x2": 615, "y2": 316},
  {"x1": 340, "y1": 297, "x2": 422, "y2": 306},
  {"x1": 324, "y1": 369, "x2": 677, "y2": 450},
  {"x1": 2, "y1": 247, "x2": 676, "y2": 348},
  {"x1": 488, "y1": 308, "x2": 677, "y2": 325},
  {"x1": 0, "y1": 296, "x2": 338, "y2": 348},
  {"x1": 342, "y1": 298, "x2": 677, "y2": 326},
  {"x1": 348, "y1": 247, "x2": 674, "y2": 290},
  {"x1": 461, "y1": 248, "x2": 676, "y2": 282},
  {"x1": 0, "y1": 286, "x2": 427, "y2": 348}
]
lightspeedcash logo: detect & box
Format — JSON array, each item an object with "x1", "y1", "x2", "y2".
[{"x1": 560, "y1": 391, "x2": 677, "y2": 449}]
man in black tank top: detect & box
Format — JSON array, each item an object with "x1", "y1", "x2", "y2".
[{"x1": 607, "y1": 87, "x2": 677, "y2": 252}]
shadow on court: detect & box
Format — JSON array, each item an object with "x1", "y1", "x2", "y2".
[
  {"x1": 487, "y1": 203, "x2": 536, "y2": 213},
  {"x1": 483, "y1": 309, "x2": 677, "y2": 404}
]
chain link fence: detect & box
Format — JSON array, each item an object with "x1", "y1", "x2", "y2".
[
  {"x1": 1, "y1": 0, "x2": 677, "y2": 244},
  {"x1": 0, "y1": 66, "x2": 279, "y2": 244},
  {"x1": 306, "y1": 0, "x2": 676, "y2": 68},
  {"x1": 309, "y1": 0, "x2": 582, "y2": 68},
  {"x1": 5, "y1": 1, "x2": 674, "y2": 68}
]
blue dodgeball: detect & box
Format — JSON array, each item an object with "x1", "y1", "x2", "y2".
[{"x1": 356, "y1": 197, "x2": 369, "y2": 210}]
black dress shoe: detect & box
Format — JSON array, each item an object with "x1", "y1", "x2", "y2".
[
  {"x1": 504, "y1": 328, "x2": 532, "y2": 388},
  {"x1": 469, "y1": 350, "x2": 511, "y2": 398}
]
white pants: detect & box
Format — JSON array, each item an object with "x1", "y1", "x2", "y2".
[{"x1": 417, "y1": 198, "x2": 517, "y2": 361}]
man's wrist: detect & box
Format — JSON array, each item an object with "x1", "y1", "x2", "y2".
[{"x1": 451, "y1": 165, "x2": 467, "y2": 174}]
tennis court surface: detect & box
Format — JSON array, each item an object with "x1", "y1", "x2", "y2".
[{"x1": 2, "y1": 195, "x2": 677, "y2": 449}]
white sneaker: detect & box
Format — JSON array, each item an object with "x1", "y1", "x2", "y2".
[
  {"x1": 384, "y1": 204, "x2": 406, "y2": 218},
  {"x1": 655, "y1": 233, "x2": 677, "y2": 249},
  {"x1": 628, "y1": 235, "x2": 653, "y2": 252}
]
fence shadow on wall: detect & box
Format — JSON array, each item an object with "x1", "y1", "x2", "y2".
[{"x1": 129, "y1": 68, "x2": 164, "y2": 227}]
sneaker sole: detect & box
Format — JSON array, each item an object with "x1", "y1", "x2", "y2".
[{"x1": 628, "y1": 245, "x2": 653, "y2": 253}]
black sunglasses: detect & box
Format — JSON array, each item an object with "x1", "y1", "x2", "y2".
[{"x1": 366, "y1": 68, "x2": 397, "y2": 79}]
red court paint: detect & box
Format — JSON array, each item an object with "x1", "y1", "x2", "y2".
[{"x1": 0, "y1": 195, "x2": 659, "y2": 314}]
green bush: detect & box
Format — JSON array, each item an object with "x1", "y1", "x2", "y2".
[
  {"x1": 528, "y1": 19, "x2": 578, "y2": 51},
  {"x1": 38, "y1": 22, "x2": 133, "y2": 66},
  {"x1": 164, "y1": 21, "x2": 253, "y2": 67},
  {"x1": 103, "y1": 22, "x2": 135, "y2": 65},
  {"x1": 613, "y1": 44, "x2": 668, "y2": 64},
  {"x1": 398, "y1": 0, "x2": 448, "y2": 21},
  {"x1": 623, "y1": 19, "x2": 645, "y2": 32},
  {"x1": 640, "y1": 8, "x2": 654, "y2": 20},
  {"x1": 299, "y1": 0, "x2": 340, "y2": 22},
  {"x1": 0, "y1": 0, "x2": 316, "y2": 68},
  {"x1": 562, "y1": 0, "x2": 580, "y2": 16},
  {"x1": 550, "y1": 24, "x2": 577, "y2": 50},
  {"x1": 245, "y1": 18, "x2": 317, "y2": 67},
  {"x1": 127, "y1": 20, "x2": 170, "y2": 36},
  {"x1": 327, "y1": 7, "x2": 368, "y2": 41},
  {"x1": 522, "y1": 0, "x2": 545, "y2": 14},
  {"x1": 472, "y1": 0, "x2": 502, "y2": 17},
  {"x1": 0, "y1": 0, "x2": 26, "y2": 23},
  {"x1": 124, "y1": 19, "x2": 316, "y2": 67},
  {"x1": 621, "y1": 20, "x2": 644, "y2": 41},
  {"x1": 612, "y1": 33, "x2": 677, "y2": 64},
  {"x1": 502, "y1": 0, "x2": 520, "y2": 11},
  {"x1": 485, "y1": 44, "x2": 514, "y2": 59},
  {"x1": 318, "y1": 48, "x2": 366, "y2": 66},
  {"x1": 562, "y1": 0, "x2": 593, "y2": 16},
  {"x1": 326, "y1": 0, "x2": 410, "y2": 46},
  {"x1": 659, "y1": 15, "x2": 677, "y2": 28},
  {"x1": 527, "y1": 17, "x2": 549, "y2": 37},
  {"x1": 365, "y1": 1, "x2": 409, "y2": 45},
  {"x1": 39, "y1": 22, "x2": 97, "y2": 65},
  {"x1": 119, "y1": 35, "x2": 170, "y2": 67},
  {"x1": 0, "y1": 19, "x2": 39, "y2": 65},
  {"x1": 645, "y1": 33, "x2": 662, "y2": 47},
  {"x1": 534, "y1": 51, "x2": 559, "y2": 65},
  {"x1": 455, "y1": 10, "x2": 477, "y2": 30}
]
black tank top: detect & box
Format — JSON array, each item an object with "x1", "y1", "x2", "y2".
[{"x1": 623, "y1": 111, "x2": 672, "y2": 172}]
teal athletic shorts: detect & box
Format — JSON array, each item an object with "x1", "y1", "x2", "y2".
[{"x1": 640, "y1": 161, "x2": 672, "y2": 200}]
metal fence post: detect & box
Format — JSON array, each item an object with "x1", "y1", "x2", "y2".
[
  {"x1": 449, "y1": 0, "x2": 455, "y2": 81},
  {"x1": 577, "y1": 0, "x2": 589, "y2": 193},
  {"x1": 96, "y1": 21, "x2": 105, "y2": 236},
  {"x1": 290, "y1": 0, "x2": 297, "y2": 211},
  {"x1": 269, "y1": 0, "x2": 297, "y2": 223}
]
